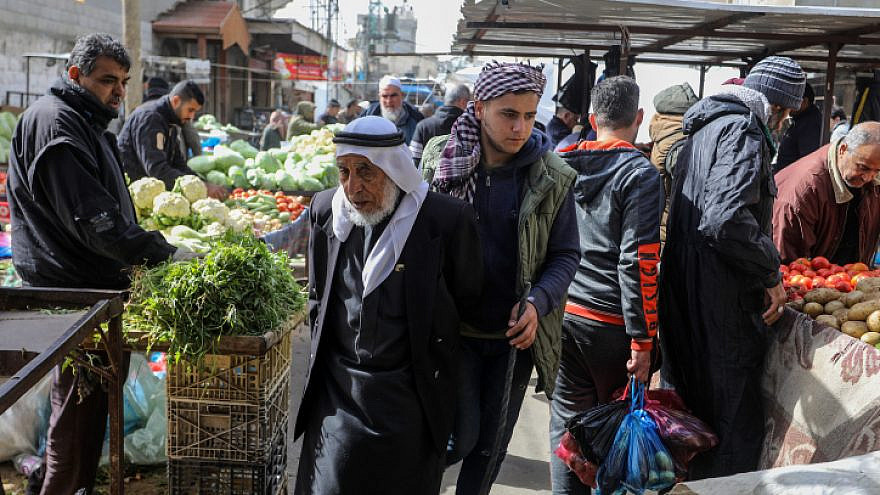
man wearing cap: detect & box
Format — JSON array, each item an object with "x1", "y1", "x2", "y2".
[
  {"x1": 420, "y1": 61, "x2": 580, "y2": 494},
  {"x1": 318, "y1": 98, "x2": 341, "y2": 125},
  {"x1": 359, "y1": 75, "x2": 424, "y2": 145},
  {"x1": 288, "y1": 100, "x2": 323, "y2": 137},
  {"x1": 293, "y1": 116, "x2": 482, "y2": 494},
  {"x1": 776, "y1": 83, "x2": 823, "y2": 172},
  {"x1": 659, "y1": 56, "x2": 806, "y2": 478}
]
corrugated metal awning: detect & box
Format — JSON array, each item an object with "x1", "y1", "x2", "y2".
[
  {"x1": 452, "y1": 0, "x2": 880, "y2": 71},
  {"x1": 153, "y1": 1, "x2": 250, "y2": 53}
]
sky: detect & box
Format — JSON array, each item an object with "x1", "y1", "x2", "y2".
[
  {"x1": 275, "y1": 0, "x2": 741, "y2": 141},
  {"x1": 275, "y1": 0, "x2": 466, "y2": 52}
]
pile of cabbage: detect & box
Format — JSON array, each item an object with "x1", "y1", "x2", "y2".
[
  {"x1": 0, "y1": 111, "x2": 21, "y2": 163},
  {"x1": 193, "y1": 113, "x2": 244, "y2": 134},
  {"x1": 128, "y1": 175, "x2": 250, "y2": 253},
  {"x1": 188, "y1": 127, "x2": 341, "y2": 192}
]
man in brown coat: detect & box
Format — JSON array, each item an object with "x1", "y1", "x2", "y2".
[{"x1": 773, "y1": 121, "x2": 880, "y2": 265}]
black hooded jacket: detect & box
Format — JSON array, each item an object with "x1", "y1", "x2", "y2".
[
  {"x1": 118, "y1": 95, "x2": 193, "y2": 189},
  {"x1": 9, "y1": 78, "x2": 174, "y2": 289},
  {"x1": 561, "y1": 142, "x2": 664, "y2": 343}
]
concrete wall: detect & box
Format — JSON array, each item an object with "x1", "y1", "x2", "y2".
[{"x1": 0, "y1": 0, "x2": 177, "y2": 106}]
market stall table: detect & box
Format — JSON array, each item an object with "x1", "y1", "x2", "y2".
[{"x1": 0, "y1": 287, "x2": 127, "y2": 495}]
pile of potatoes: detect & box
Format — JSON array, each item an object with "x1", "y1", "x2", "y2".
[{"x1": 787, "y1": 278, "x2": 880, "y2": 348}]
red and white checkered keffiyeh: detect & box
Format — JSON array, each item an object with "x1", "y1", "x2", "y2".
[{"x1": 433, "y1": 61, "x2": 546, "y2": 202}]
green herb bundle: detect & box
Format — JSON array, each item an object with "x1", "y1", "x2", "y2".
[{"x1": 125, "y1": 234, "x2": 305, "y2": 364}]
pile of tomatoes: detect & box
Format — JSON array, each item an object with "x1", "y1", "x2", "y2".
[
  {"x1": 230, "y1": 188, "x2": 306, "y2": 220},
  {"x1": 782, "y1": 256, "x2": 880, "y2": 300}
]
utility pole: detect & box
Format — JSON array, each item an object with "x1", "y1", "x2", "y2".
[{"x1": 122, "y1": 0, "x2": 142, "y2": 116}]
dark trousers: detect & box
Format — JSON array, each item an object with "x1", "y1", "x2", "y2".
[
  {"x1": 446, "y1": 336, "x2": 534, "y2": 495},
  {"x1": 549, "y1": 315, "x2": 631, "y2": 495},
  {"x1": 40, "y1": 352, "x2": 129, "y2": 495}
]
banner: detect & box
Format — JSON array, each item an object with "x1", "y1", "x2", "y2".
[{"x1": 274, "y1": 53, "x2": 327, "y2": 81}]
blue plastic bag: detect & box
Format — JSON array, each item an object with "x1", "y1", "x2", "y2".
[{"x1": 596, "y1": 378, "x2": 677, "y2": 495}]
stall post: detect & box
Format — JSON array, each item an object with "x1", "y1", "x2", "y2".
[{"x1": 821, "y1": 43, "x2": 840, "y2": 145}]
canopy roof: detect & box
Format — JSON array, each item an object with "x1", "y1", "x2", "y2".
[
  {"x1": 153, "y1": 1, "x2": 250, "y2": 53},
  {"x1": 452, "y1": 0, "x2": 880, "y2": 72}
]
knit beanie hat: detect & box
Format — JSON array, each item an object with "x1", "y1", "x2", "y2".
[{"x1": 743, "y1": 56, "x2": 806, "y2": 110}]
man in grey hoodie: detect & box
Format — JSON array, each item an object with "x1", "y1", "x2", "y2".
[{"x1": 659, "y1": 56, "x2": 805, "y2": 479}]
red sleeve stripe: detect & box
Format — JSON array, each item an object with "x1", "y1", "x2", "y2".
[{"x1": 637, "y1": 243, "x2": 660, "y2": 339}]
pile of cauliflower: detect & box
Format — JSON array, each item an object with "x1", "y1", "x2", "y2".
[{"x1": 128, "y1": 176, "x2": 251, "y2": 251}]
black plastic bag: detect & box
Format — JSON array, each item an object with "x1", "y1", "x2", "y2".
[{"x1": 565, "y1": 399, "x2": 628, "y2": 465}]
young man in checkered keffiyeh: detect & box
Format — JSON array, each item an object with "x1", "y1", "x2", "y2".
[{"x1": 421, "y1": 61, "x2": 580, "y2": 494}]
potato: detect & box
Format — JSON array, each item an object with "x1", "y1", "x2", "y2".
[
  {"x1": 804, "y1": 288, "x2": 843, "y2": 305},
  {"x1": 803, "y1": 302, "x2": 824, "y2": 317},
  {"x1": 861, "y1": 331, "x2": 880, "y2": 346},
  {"x1": 786, "y1": 299, "x2": 805, "y2": 312},
  {"x1": 842, "y1": 321, "x2": 869, "y2": 339},
  {"x1": 867, "y1": 310, "x2": 880, "y2": 333},
  {"x1": 844, "y1": 290, "x2": 868, "y2": 308},
  {"x1": 833, "y1": 308, "x2": 850, "y2": 325},
  {"x1": 825, "y1": 300, "x2": 846, "y2": 314},
  {"x1": 816, "y1": 314, "x2": 840, "y2": 330},
  {"x1": 856, "y1": 278, "x2": 880, "y2": 293},
  {"x1": 848, "y1": 300, "x2": 880, "y2": 321}
]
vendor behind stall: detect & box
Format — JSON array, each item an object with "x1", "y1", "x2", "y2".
[
  {"x1": 118, "y1": 80, "x2": 225, "y2": 198},
  {"x1": 7, "y1": 33, "x2": 198, "y2": 495},
  {"x1": 773, "y1": 121, "x2": 880, "y2": 265}
]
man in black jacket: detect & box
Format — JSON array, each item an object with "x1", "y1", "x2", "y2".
[
  {"x1": 409, "y1": 83, "x2": 470, "y2": 166},
  {"x1": 660, "y1": 56, "x2": 804, "y2": 479},
  {"x1": 8, "y1": 33, "x2": 192, "y2": 494},
  {"x1": 776, "y1": 83, "x2": 822, "y2": 172},
  {"x1": 550, "y1": 76, "x2": 663, "y2": 494},
  {"x1": 294, "y1": 116, "x2": 481, "y2": 494},
  {"x1": 119, "y1": 80, "x2": 224, "y2": 197},
  {"x1": 546, "y1": 105, "x2": 580, "y2": 148}
]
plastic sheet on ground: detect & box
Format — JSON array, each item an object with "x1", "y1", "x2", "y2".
[{"x1": 670, "y1": 450, "x2": 880, "y2": 495}]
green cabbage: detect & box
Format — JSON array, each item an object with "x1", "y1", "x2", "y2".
[
  {"x1": 205, "y1": 170, "x2": 229, "y2": 186},
  {"x1": 187, "y1": 155, "x2": 215, "y2": 175}
]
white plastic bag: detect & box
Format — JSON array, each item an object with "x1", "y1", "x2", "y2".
[{"x1": 0, "y1": 373, "x2": 52, "y2": 461}]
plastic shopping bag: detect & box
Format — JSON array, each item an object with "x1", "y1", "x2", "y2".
[
  {"x1": 565, "y1": 399, "x2": 628, "y2": 465},
  {"x1": 554, "y1": 431, "x2": 599, "y2": 487},
  {"x1": 643, "y1": 392, "x2": 718, "y2": 470},
  {"x1": 596, "y1": 378, "x2": 677, "y2": 495}
]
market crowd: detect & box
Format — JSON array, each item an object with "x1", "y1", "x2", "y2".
[{"x1": 6, "y1": 30, "x2": 880, "y2": 495}]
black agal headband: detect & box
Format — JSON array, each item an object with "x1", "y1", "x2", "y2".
[{"x1": 332, "y1": 131, "x2": 405, "y2": 147}]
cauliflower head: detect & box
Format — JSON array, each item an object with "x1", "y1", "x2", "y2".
[
  {"x1": 129, "y1": 177, "x2": 166, "y2": 211},
  {"x1": 226, "y1": 208, "x2": 251, "y2": 233},
  {"x1": 201, "y1": 222, "x2": 228, "y2": 238},
  {"x1": 153, "y1": 192, "x2": 191, "y2": 219},
  {"x1": 191, "y1": 198, "x2": 229, "y2": 224},
  {"x1": 173, "y1": 175, "x2": 208, "y2": 203}
]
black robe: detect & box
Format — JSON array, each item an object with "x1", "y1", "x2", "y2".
[{"x1": 295, "y1": 221, "x2": 441, "y2": 494}]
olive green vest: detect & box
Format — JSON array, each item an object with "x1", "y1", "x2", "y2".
[{"x1": 421, "y1": 135, "x2": 576, "y2": 398}]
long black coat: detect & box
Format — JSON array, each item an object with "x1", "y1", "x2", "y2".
[
  {"x1": 659, "y1": 92, "x2": 781, "y2": 478},
  {"x1": 294, "y1": 188, "x2": 482, "y2": 454}
]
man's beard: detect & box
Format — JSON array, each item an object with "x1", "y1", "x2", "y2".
[
  {"x1": 343, "y1": 179, "x2": 401, "y2": 227},
  {"x1": 381, "y1": 105, "x2": 403, "y2": 124}
]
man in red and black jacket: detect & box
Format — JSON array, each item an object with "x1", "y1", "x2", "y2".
[{"x1": 550, "y1": 76, "x2": 663, "y2": 494}]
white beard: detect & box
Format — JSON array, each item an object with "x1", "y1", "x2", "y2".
[
  {"x1": 381, "y1": 106, "x2": 403, "y2": 124},
  {"x1": 343, "y1": 179, "x2": 401, "y2": 227}
]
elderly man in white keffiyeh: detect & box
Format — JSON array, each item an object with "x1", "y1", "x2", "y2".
[
  {"x1": 293, "y1": 116, "x2": 482, "y2": 495},
  {"x1": 420, "y1": 61, "x2": 580, "y2": 494}
]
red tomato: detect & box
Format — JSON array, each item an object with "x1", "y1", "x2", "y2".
[
  {"x1": 835, "y1": 281, "x2": 853, "y2": 292},
  {"x1": 803, "y1": 269, "x2": 817, "y2": 278},
  {"x1": 844, "y1": 263, "x2": 855, "y2": 271},
  {"x1": 794, "y1": 258, "x2": 812, "y2": 268},
  {"x1": 832, "y1": 265, "x2": 847, "y2": 274},
  {"x1": 789, "y1": 270, "x2": 803, "y2": 278},
  {"x1": 812, "y1": 276, "x2": 827, "y2": 288},
  {"x1": 812, "y1": 256, "x2": 831, "y2": 270},
  {"x1": 852, "y1": 262, "x2": 870, "y2": 272},
  {"x1": 817, "y1": 268, "x2": 832, "y2": 278},
  {"x1": 780, "y1": 265, "x2": 790, "y2": 274},
  {"x1": 278, "y1": 204, "x2": 289, "y2": 212},
  {"x1": 232, "y1": 188, "x2": 244, "y2": 194}
]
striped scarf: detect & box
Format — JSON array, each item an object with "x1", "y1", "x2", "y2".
[{"x1": 433, "y1": 61, "x2": 546, "y2": 202}]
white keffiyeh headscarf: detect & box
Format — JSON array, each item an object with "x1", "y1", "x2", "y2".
[{"x1": 331, "y1": 116, "x2": 429, "y2": 297}]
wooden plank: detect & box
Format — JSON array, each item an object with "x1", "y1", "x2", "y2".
[{"x1": 0, "y1": 287, "x2": 126, "y2": 313}]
